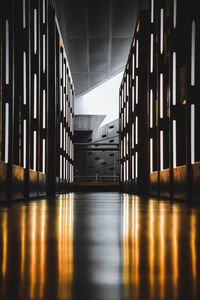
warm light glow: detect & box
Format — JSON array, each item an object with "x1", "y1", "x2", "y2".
[
  {"x1": 160, "y1": 131, "x2": 164, "y2": 171},
  {"x1": 136, "y1": 21, "x2": 140, "y2": 33},
  {"x1": 160, "y1": 204, "x2": 165, "y2": 300},
  {"x1": 20, "y1": 205, "x2": 25, "y2": 293},
  {"x1": 30, "y1": 203, "x2": 36, "y2": 299},
  {"x1": 172, "y1": 205, "x2": 178, "y2": 298},
  {"x1": 191, "y1": 213, "x2": 197, "y2": 282},
  {"x1": 191, "y1": 104, "x2": 195, "y2": 164},
  {"x1": 173, "y1": 120, "x2": 176, "y2": 168},
  {"x1": 191, "y1": 21, "x2": 195, "y2": 86},
  {"x1": 40, "y1": 201, "x2": 46, "y2": 298},
  {"x1": 149, "y1": 201, "x2": 154, "y2": 297},
  {"x1": 2, "y1": 211, "x2": 7, "y2": 279},
  {"x1": 122, "y1": 196, "x2": 139, "y2": 293}
]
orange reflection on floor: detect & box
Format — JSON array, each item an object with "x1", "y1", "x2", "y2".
[
  {"x1": 191, "y1": 211, "x2": 197, "y2": 299},
  {"x1": 123, "y1": 196, "x2": 139, "y2": 299},
  {"x1": 122, "y1": 196, "x2": 200, "y2": 300},
  {"x1": 30, "y1": 203, "x2": 37, "y2": 300},
  {"x1": 1, "y1": 209, "x2": 7, "y2": 298},
  {"x1": 57, "y1": 194, "x2": 74, "y2": 300}
]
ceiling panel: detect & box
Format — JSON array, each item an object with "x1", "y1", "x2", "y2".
[
  {"x1": 65, "y1": 1, "x2": 87, "y2": 37},
  {"x1": 89, "y1": 38, "x2": 109, "y2": 73},
  {"x1": 90, "y1": 73, "x2": 107, "y2": 87},
  {"x1": 88, "y1": 0, "x2": 110, "y2": 37},
  {"x1": 112, "y1": 0, "x2": 137, "y2": 37},
  {"x1": 111, "y1": 38, "x2": 132, "y2": 72},
  {"x1": 66, "y1": 38, "x2": 88, "y2": 72},
  {"x1": 53, "y1": 0, "x2": 149, "y2": 97},
  {"x1": 72, "y1": 73, "x2": 89, "y2": 95}
]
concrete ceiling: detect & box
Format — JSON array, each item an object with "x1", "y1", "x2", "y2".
[{"x1": 53, "y1": 0, "x2": 148, "y2": 97}]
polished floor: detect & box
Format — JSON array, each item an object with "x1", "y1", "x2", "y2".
[{"x1": 0, "y1": 192, "x2": 200, "y2": 300}]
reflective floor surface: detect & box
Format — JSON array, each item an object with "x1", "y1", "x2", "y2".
[{"x1": 0, "y1": 192, "x2": 200, "y2": 300}]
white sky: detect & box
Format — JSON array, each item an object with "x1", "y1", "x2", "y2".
[{"x1": 74, "y1": 71, "x2": 123, "y2": 127}]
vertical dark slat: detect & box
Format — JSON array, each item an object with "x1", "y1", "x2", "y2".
[{"x1": 47, "y1": 5, "x2": 56, "y2": 196}]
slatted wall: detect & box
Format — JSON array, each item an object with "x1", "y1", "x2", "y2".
[{"x1": 0, "y1": 0, "x2": 74, "y2": 201}]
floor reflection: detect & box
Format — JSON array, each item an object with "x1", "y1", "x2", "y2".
[
  {"x1": 0, "y1": 193, "x2": 200, "y2": 300},
  {"x1": 122, "y1": 195, "x2": 200, "y2": 300},
  {"x1": 0, "y1": 194, "x2": 74, "y2": 300}
]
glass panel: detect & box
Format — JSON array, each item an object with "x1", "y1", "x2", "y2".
[
  {"x1": 5, "y1": 103, "x2": 9, "y2": 163},
  {"x1": 23, "y1": 52, "x2": 26, "y2": 104},
  {"x1": 23, "y1": 120, "x2": 26, "y2": 168},
  {"x1": 34, "y1": 74, "x2": 37, "y2": 118},
  {"x1": 191, "y1": 21, "x2": 195, "y2": 86},
  {"x1": 173, "y1": 0, "x2": 177, "y2": 29},
  {"x1": 5, "y1": 20, "x2": 9, "y2": 84},
  {"x1": 191, "y1": 105, "x2": 195, "y2": 164},
  {"x1": 42, "y1": 139, "x2": 45, "y2": 173},
  {"x1": 172, "y1": 52, "x2": 176, "y2": 105},
  {"x1": 173, "y1": 120, "x2": 177, "y2": 168},
  {"x1": 33, "y1": 131, "x2": 37, "y2": 171},
  {"x1": 160, "y1": 9, "x2": 164, "y2": 54},
  {"x1": 151, "y1": 0, "x2": 154, "y2": 23},
  {"x1": 19, "y1": 99, "x2": 22, "y2": 165},
  {"x1": 34, "y1": 10, "x2": 37, "y2": 54},
  {"x1": 23, "y1": 0, "x2": 26, "y2": 28}
]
